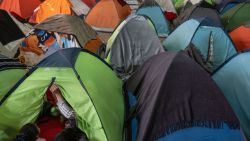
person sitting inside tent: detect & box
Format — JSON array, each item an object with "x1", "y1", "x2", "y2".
[
  {"x1": 54, "y1": 128, "x2": 89, "y2": 141},
  {"x1": 14, "y1": 123, "x2": 46, "y2": 141},
  {"x1": 37, "y1": 83, "x2": 80, "y2": 140},
  {"x1": 49, "y1": 84, "x2": 76, "y2": 129}
]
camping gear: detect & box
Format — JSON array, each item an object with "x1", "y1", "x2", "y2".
[
  {"x1": 29, "y1": 0, "x2": 73, "y2": 23},
  {"x1": 106, "y1": 14, "x2": 164, "y2": 80},
  {"x1": 0, "y1": 0, "x2": 41, "y2": 19},
  {"x1": 125, "y1": 51, "x2": 242, "y2": 141},
  {"x1": 221, "y1": 0, "x2": 250, "y2": 31},
  {"x1": 229, "y1": 22, "x2": 250, "y2": 51},
  {"x1": 173, "y1": 4, "x2": 222, "y2": 27},
  {"x1": 163, "y1": 18, "x2": 236, "y2": 72},
  {"x1": 19, "y1": 14, "x2": 104, "y2": 66},
  {"x1": 85, "y1": 0, "x2": 131, "y2": 32},
  {"x1": 0, "y1": 9, "x2": 32, "y2": 58},
  {"x1": 136, "y1": 0, "x2": 170, "y2": 37},
  {"x1": 213, "y1": 50, "x2": 250, "y2": 140},
  {"x1": 0, "y1": 48, "x2": 124, "y2": 141}
]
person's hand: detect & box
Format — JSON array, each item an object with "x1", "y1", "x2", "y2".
[
  {"x1": 50, "y1": 84, "x2": 60, "y2": 94},
  {"x1": 50, "y1": 84, "x2": 63, "y2": 102}
]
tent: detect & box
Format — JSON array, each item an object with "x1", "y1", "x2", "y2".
[
  {"x1": 106, "y1": 14, "x2": 164, "y2": 80},
  {"x1": 19, "y1": 14, "x2": 104, "y2": 66},
  {"x1": 221, "y1": 1, "x2": 250, "y2": 31},
  {"x1": 125, "y1": 51, "x2": 242, "y2": 141},
  {"x1": 0, "y1": 0, "x2": 41, "y2": 19},
  {"x1": 0, "y1": 48, "x2": 124, "y2": 141},
  {"x1": 140, "y1": 0, "x2": 177, "y2": 21},
  {"x1": 0, "y1": 9, "x2": 32, "y2": 58},
  {"x1": 212, "y1": 50, "x2": 250, "y2": 140},
  {"x1": 163, "y1": 18, "x2": 236, "y2": 72},
  {"x1": 136, "y1": 1, "x2": 170, "y2": 37},
  {"x1": 172, "y1": 0, "x2": 202, "y2": 12},
  {"x1": 216, "y1": 0, "x2": 245, "y2": 13},
  {"x1": 29, "y1": 0, "x2": 73, "y2": 23},
  {"x1": 0, "y1": 57, "x2": 27, "y2": 100},
  {"x1": 173, "y1": 4, "x2": 222, "y2": 27},
  {"x1": 229, "y1": 22, "x2": 250, "y2": 51},
  {"x1": 85, "y1": 0, "x2": 131, "y2": 32}
]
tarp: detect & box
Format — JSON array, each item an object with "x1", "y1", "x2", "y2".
[
  {"x1": 0, "y1": 48, "x2": 124, "y2": 141},
  {"x1": 20, "y1": 14, "x2": 103, "y2": 66}
]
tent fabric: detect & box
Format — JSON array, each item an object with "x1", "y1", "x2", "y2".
[
  {"x1": 156, "y1": 125, "x2": 244, "y2": 141},
  {"x1": 70, "y1": 0, "x2": 90, "y2": 16},
  {"x1": 136, "y1": 2, "x2": 170, "y2": 37},
  {"x1": 0, "y1": 0, "x2": 41, "y2": 19},
  {"x1": 35, "y1": 14, "x2": 97, "y2": 48},
  {"x1": 0, "y1": 10, "x2": 32, "y2": 58},
  {"x1": 215, "y1": 0, "x2": 245, "y2": 13},
  {"x1": 0, "y1": 10, "x2": 24, "y2": 45},
  {"x1": 163, "y1": 18, "x2": 236, "y2": 72},
  {"x1": 18, "y1": 30, "x2": 80, "y2": 66},
  {"x1": 221, "y1": 1, "x2": 250, "y2": 31},
  {"x1": 229, "y1": 22, "x2": 250, "y2": 51},
  {"x1": 0, "y1": 48, "x2": 124, "y2": 141},
  {"x1": 212, "y1": 50, "x2": 250, "y2": 140},
  {"x1": 125, "y1": 51, "x2": 241, "y2": 141},
  {"x1": 85, "y1": 0, "x2": 131, "y2": 32},
  {"x1": 106, "y1": 14, "x2": 164, "y2": 80},
  {"x1": 20, "y1": 14, "x2": 103, "y2": 66},
  {"x1": 30, "y1": 0, "x2": 73, "y2": 23},
  {"x1": 173, "y1": 5, "x2": 222, "y2": 27}
]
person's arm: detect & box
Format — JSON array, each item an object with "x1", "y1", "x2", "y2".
[{"x1": 50, "y1": 84, "x2": 75, "y2": 119}]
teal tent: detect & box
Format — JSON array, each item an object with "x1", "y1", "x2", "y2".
[
  {"x1": 212, "y1": 50, "x2": 250, "y2": 140},
  {"x1": 163, "y1": 18, "x2": 236, "y2": 72},
  {"x1": 136, "y1": 1, "x2": 170, "y2": 37}
]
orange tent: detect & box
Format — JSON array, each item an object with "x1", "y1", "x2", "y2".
[
  {"x1": 85, "y1": 0, "x2": 131, "y2": 32},
  {"x1": 0, "y1": 0, "x2": 41, "y2": 19},
  {"x1": 29, "y1": 0, "x2": 73, "y2": 23},
  {"x1": 229, "y1": 23, "x2": 250, "y2": 52}
]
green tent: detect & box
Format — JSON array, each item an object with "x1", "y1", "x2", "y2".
[
  {"x1": 0, "y1": 48, "x2": 124, "y2": 141},
  {"x1": 221, "y1": 1, "x2": 250, "y2": 31},
  {"x1": 0, "y1": 58, "x2": 27, "y2": 100}
]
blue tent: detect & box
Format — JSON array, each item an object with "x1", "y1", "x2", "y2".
[
  {"x1": 162, "y1": 18, "x2": 237, "y2": 72},
  {"x1": 136, "y1": 3, "x2": 170, "y2": 37},
  {"x1": 212, "y1": 50, "x2": 250, "y2": 140}
]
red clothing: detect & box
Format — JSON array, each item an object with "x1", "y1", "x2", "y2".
[
  {"x1": 164, "y1": 11, "x2": 177, "y2": 21},
  {"x1": 38, "y1": 116, "x2": 64, "y2": 141}
]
